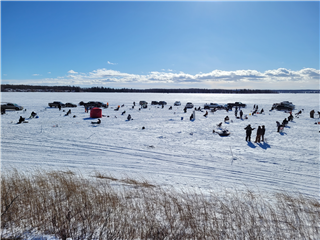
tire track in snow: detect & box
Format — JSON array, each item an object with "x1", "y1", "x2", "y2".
[{"x1": 2, "y1": 136, "x2": 318, "y2": 195}]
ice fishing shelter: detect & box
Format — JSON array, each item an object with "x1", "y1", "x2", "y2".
[{"x1": 90, "y1": 107, "x2": 102, "y2": 118}]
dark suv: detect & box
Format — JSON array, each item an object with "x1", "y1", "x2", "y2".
[{"x1": 84, "y1": 101, "x2": 107, "y2": 108}]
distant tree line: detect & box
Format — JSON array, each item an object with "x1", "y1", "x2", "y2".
[
  {"x1": 2, "y1": 84, "x2": 319, "y2": 93},
  {"x1": 84, "y1": 87, "x2": 278, "y2": 94},
  {"x1": 1, "y1": 84, "x2": 81, "y2": 92}
]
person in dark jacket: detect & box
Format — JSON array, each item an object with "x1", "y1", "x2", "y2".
[
  {"x1": 255, "y1": 126, "x2": 262, "y2": 143},
  {"x1": 261, "y1": 125, "x2": 266, "y2": 142},
  {"x1": 203, "y1": 111, "x2": 208, "y2": 117},
  {"x1": 276, "y1": 121, "x2": 282, "y2": 132},
  {"x1": 30, "y1": 111, "x2": 37, "y2": 118},
  {"x1": 239, "y1": 110, "x2": 243, "y2": 119},
  {"x1": 127, "y1": 114, "x2": 132, "y2": 121},
  {"x1": 310, "y1": 110, "x2": 315, "y2": 118},
  {"x1": 282, "y1": 118, "x2": 288, "y2": 126},
  {"x1": 18, "y1": 116, "x2": 25, "y2": 124},
  {"x1": 244, "y1": 124, "x2": 255, "y2": 142},
  {"x1": 184, "y1": 107, "x2": 187, "y2": 113},
  {"x1": 224, "y1": 116, "x2": 229, "y2": 122}
]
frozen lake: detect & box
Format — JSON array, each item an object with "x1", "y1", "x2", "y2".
[{"x1": 1, "y1": 92, "x2": 319, "y2": 197}]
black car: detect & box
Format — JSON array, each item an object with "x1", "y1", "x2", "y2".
[
  {"x1": 159, "y1": 101, "x2": 167, "y2": 105},
  {"x1": 151, "y1": 101, "x2": 159, "y2": 105},
  {"x1": 65, "y1": 102, "x2": 77, "y2": 108},
  {"x1": 48, "y1": 101, "x2": 65, "y2": 108}
]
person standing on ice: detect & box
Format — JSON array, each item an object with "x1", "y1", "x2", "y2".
[
  {"x1": 184, "y1": 107, "x2": 187, "y2": 113},
  {"x1": 276, "y1": 121, "x2": 281, "y2": 132},
  {"x1": 310, "y1": 110, "x2": 315, "y2": 118},
  {"x1": 261, "y1": 125, "x2": 266, "y2": 142},
  {"x1": 288, "y1": 113, "x2": 294, "y2": 121},
  {"x1": 240, "y1": 110, "x2": 243, "y2": 119},
  {"x1": 254, "y1": 126, "x2": 262, "y2": 143},
  {"x1": 244, "y1": 124, "x2": 255, "y2": 142}
]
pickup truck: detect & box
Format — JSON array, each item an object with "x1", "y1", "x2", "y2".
[
  {"x1": 48, "y1": 101, "x2": 65, "y2": 108},
  {"x1": 226, "y1": 102, "x2": 246, "y2": 108}
]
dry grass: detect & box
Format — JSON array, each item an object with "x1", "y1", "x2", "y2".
[{"x1": 1, "y1": 168, "x2": 320, "y2": 239}]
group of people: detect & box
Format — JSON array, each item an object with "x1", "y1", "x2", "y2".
[{"x1": 244, "y1": 124, "x2": 265, "y2": 142}]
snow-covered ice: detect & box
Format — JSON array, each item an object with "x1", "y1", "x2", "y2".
[{"x1": 1, "y1": 92, "x2": 319, "y2": 198}]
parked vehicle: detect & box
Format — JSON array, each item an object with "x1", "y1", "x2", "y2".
[
  {"x1": 48, "y1": 101, "x2": 65, "y2": 108},
  {"x1": 139, "y1": 101, "x2": 148, "y2": 106},
  {"x1": 204, "y1": 103, "x2": 222, "y2": 109},
  {"x1": 95, "y1": 102, "x2": 108, "y2": 108},
  {"x1": 185, "y1": 102, "x2": 194, "y2": 108},
  {"x1": 159, "y1": 101, "x2": 167, "y2": 105},
  {"x1": 65, "y1": 102, "x2": 77, "y2": 108},
  {"x1": 1, "y1": 102, "x2": 24, "y2": 111},
  {"x1": 84, "y1": 101, "x2": 107, "y2": 108},
  {"x1": 271, "y1": 101, "x2": 295, "y2": 111},
  {"x1": 151, "y1": 101, "x2": 159, "y2": 105},
  {"x1": 174, "y1": 101, "x2": 181, "y2": 106},
  {"x1": 227, "y1": 102, "x2": 246, "y2": 108}
]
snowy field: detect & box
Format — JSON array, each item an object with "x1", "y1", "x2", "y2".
[{"x1": 1, "y1": 92, "x2": 319, "y2": 198}]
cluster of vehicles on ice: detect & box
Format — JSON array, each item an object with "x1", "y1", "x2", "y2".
[{"x1": 1, "y1": 100, "x2": 296, "y2": 113}]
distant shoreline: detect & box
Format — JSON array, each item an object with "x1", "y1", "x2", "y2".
[{"x1": 1, "y1": 84, "x2": 319, "y2": 94}]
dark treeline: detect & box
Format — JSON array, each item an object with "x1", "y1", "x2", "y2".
[
  {"x1": 1, "y1": 84, "x2": 281, "y2": 93},
  {"x1": 1, "y1": 84, "x2": 82, "y2": 92},
  {"x1": 2, "y1": 84, "x2": 319, "y2": 93},
  {"x1": 86, "y1": 87, "x2": 277, "y2": 94}
]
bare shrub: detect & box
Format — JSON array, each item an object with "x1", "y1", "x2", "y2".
[{"x1": 1, "y1": 168, "x2": 320, "y2": 239}]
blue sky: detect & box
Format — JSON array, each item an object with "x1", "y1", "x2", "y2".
[{"x1": 1, "y1": 1, "x2": 319, "y2": 89}]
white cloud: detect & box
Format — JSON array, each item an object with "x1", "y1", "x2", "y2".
[
  {"x1": 33, "y1": 74, "x2": 40, "y2": 76},
  {"x1": 107, "y1": 61, "x2": 117, "y2": 65},
  {"x1": 9, "y1": 68, "x2": 319, "y2": 89}
]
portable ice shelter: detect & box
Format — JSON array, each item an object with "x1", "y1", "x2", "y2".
[{"x1": 90, "y1": 107, "x2": 102, "y2": 118}]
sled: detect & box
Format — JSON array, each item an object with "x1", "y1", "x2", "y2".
[{"x1": 218, "y1": 130, "x2": 230, "y2": 136}]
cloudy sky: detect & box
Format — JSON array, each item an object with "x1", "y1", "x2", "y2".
[{"x1": 1, "y1": 1, "x2": 319, "y2": 89}]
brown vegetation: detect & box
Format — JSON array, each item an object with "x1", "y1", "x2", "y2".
[{"x1": 1, "y1": 168, "x2": 320, "y2": 239}]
